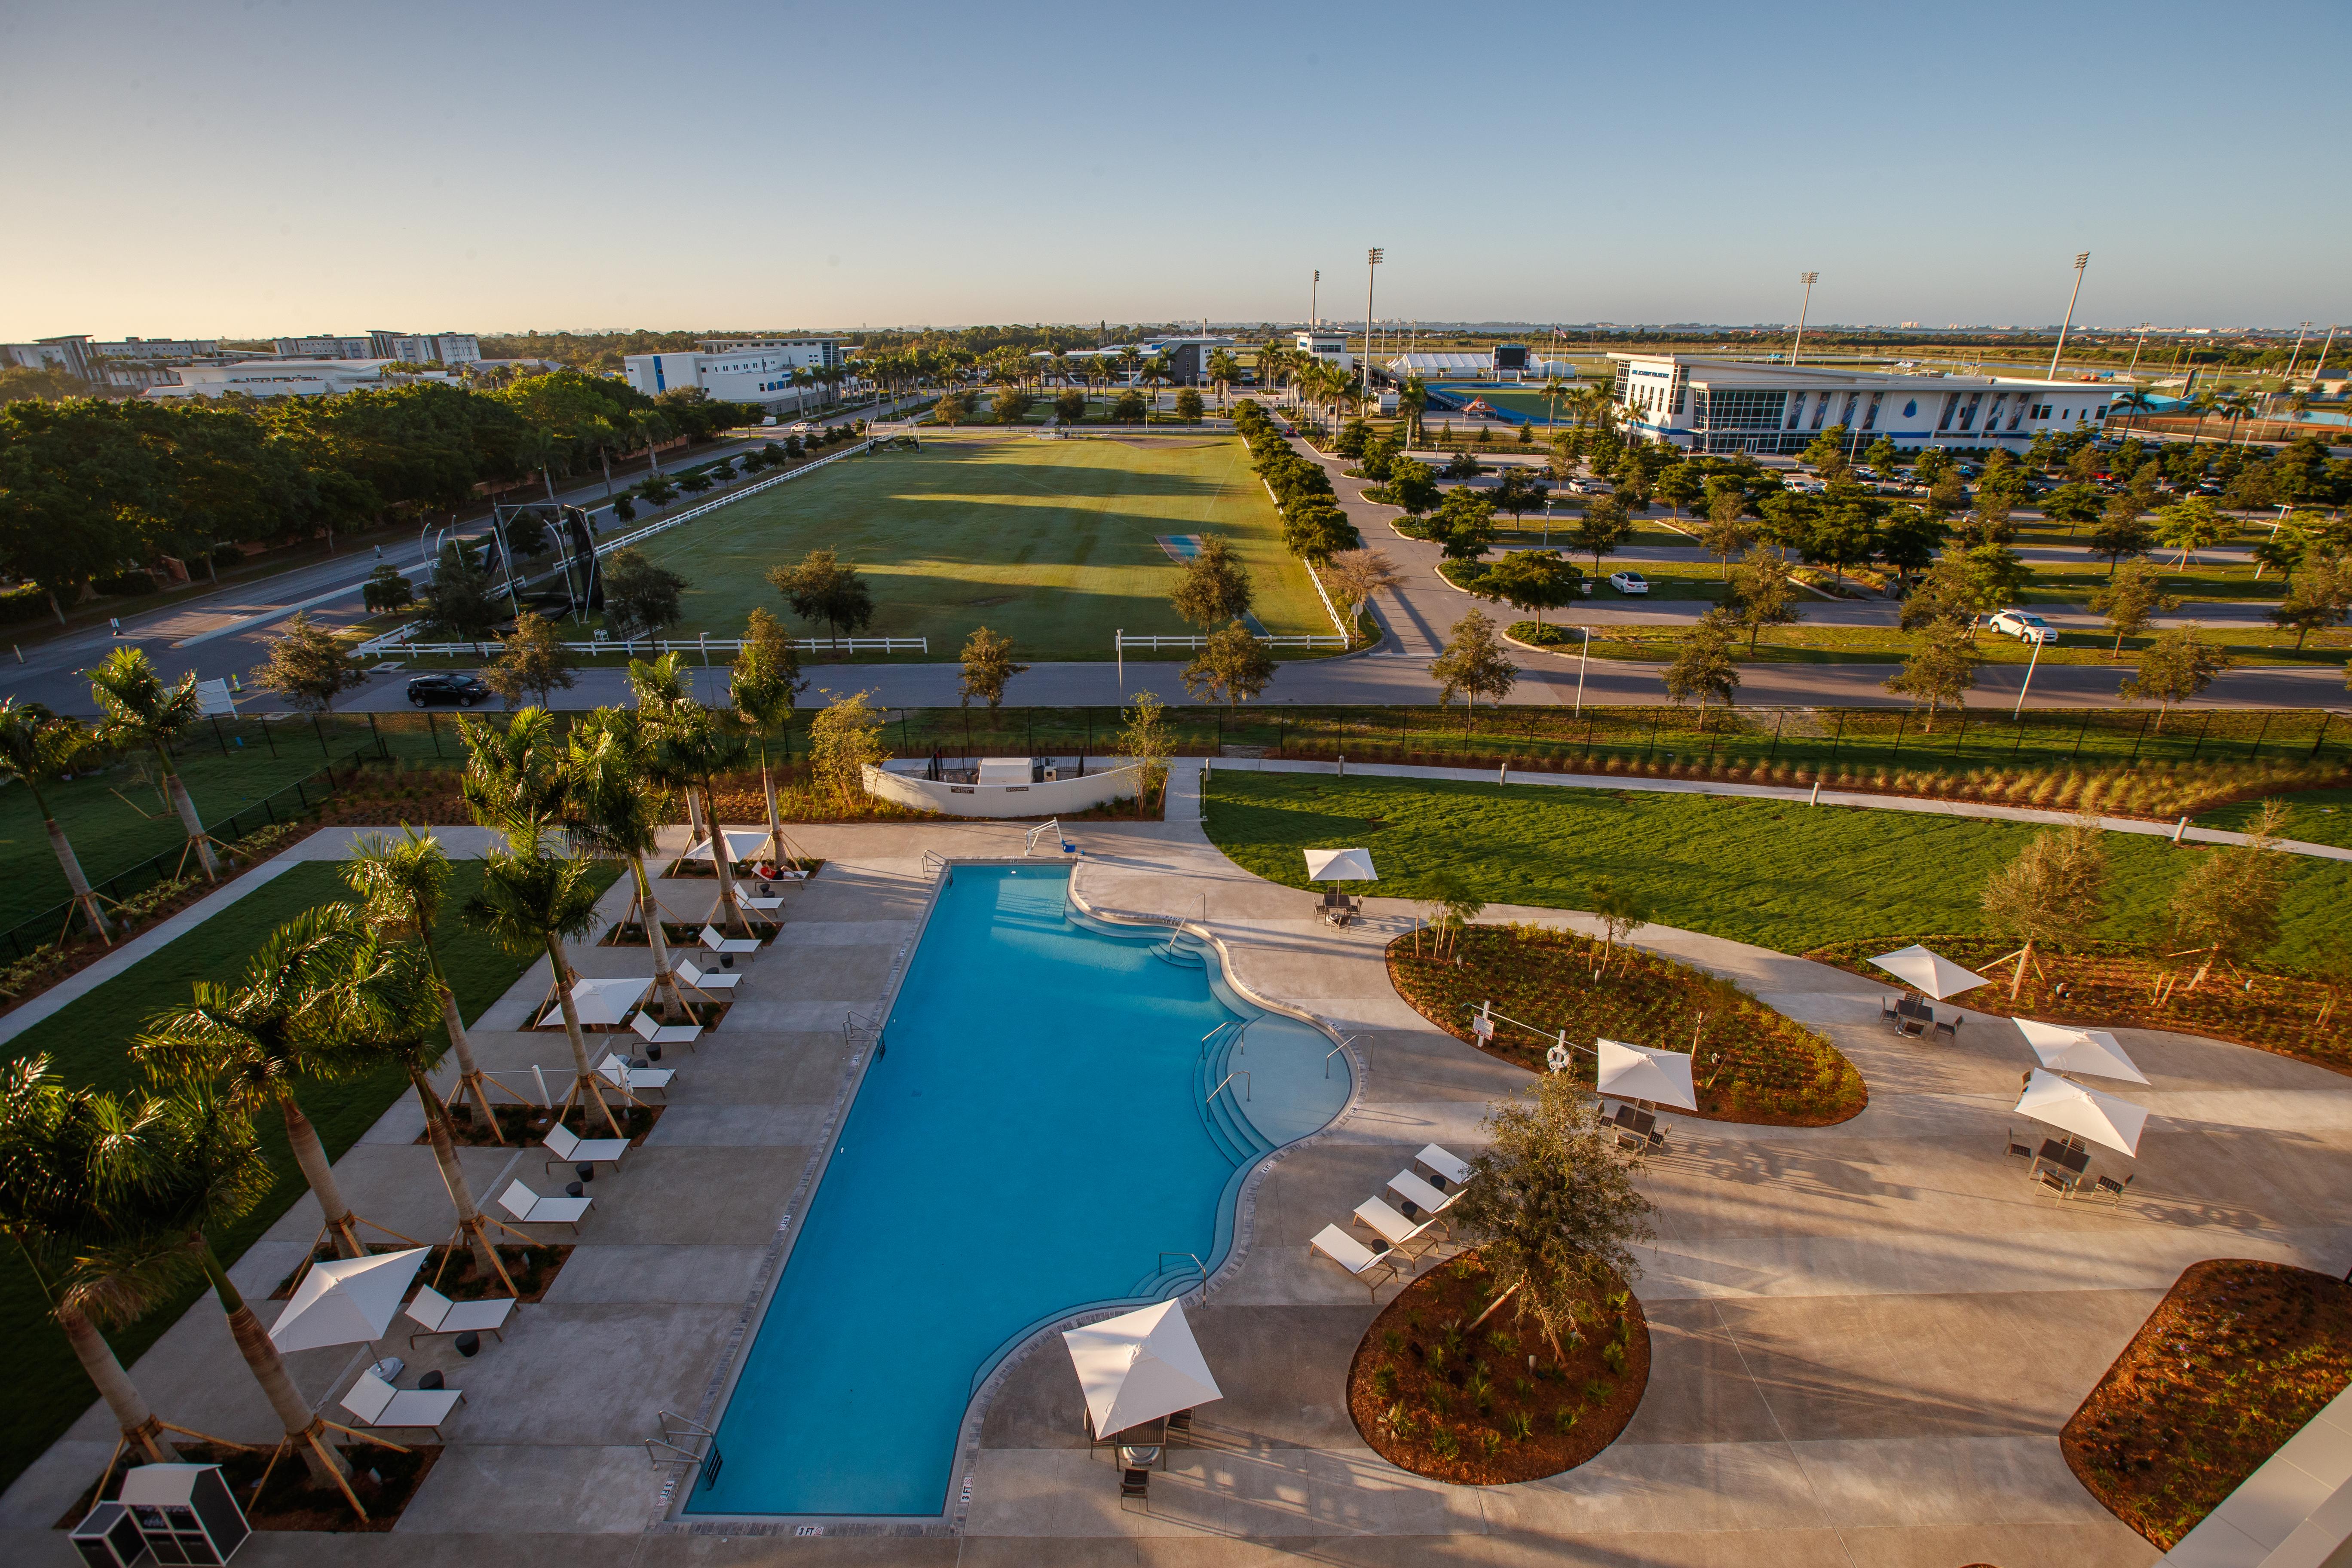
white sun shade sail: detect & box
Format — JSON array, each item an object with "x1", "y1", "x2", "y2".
[
  {"x1": 269, "y1": 1246, "x2": 429, "y2": 1353},
  {"x1": 1062, "y1": 1299, "x2": 1223, "y2": 1441},
  {"x1": 2014, "y1": 1019, "x2": 2149, "y2": 1085},
  {"x1": 1595, "y1": 1038, "x2": 1698, "y2": 1112},
  {"x1": 539, "y1": 975, "x2": 651, "y2": 1028},
  {"x1": 1869, "y1": 943, "x2": 1990, "y2": 1001},
  {"x1": 1304, "y1": 847, "x2": 1377, "y2": 882},
  {"x1": 2014, "y1": 1068, "x2": 2148, "y2": 1157},
  {"x1": 681, "y1": 829, "x2": 774, "y2": 864}
]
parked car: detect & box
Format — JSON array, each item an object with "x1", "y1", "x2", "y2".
[
  {"x1": 406, "y1": 673, "x2": 492, "y2": 707},
  {"x1": 1566, "y1": 477, "x2": 1612, "y2": 496},
  {"x1": 1985, "y1": 609, "x2": 2055, "y2": 645},
  {"x1": 1607, "y1": 571, "x2": 1651, "y2": 595}
]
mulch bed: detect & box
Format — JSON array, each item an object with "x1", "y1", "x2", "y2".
[
  {"x1": 423, "y1": 1101, "x2": 664, "y2": 1150},
  {"x1": 2062, "y1": 1259, "x2": 2352, "y2": 1550},
  {"x1": 1347, "y1": 1250, "x2": 1649, "y2": 1485},
  {"x1": 1388, "y1": 925, "x2": 1868, "y2": 1126},
  {"x1": 1805, "y1": 935, "x2": 2351, "y2": 1074},
  {"x1": 269, "y1": 1241, "x2": 574, "y2": 1303},
  {"x1": 58, "y1": 1442, "x2": 442, "y2": 1533},
  {"x1": 657, "y1": 855, "x2": 825, "y2": 881}
]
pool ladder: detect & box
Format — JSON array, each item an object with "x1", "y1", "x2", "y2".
[{"x1": 645, "y1": 1411, "x2": 723, "y2": 1492}]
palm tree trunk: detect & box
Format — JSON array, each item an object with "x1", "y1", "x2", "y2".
[
  {"x1": 410, "y1": 1067, "x2": 502, "y2": 1281},
  {"x1": 58, "y1": 1298, "x2": 181, "y2": 1461},
  {"x1": 199, "y1": 1240, "x2": 349, "y2": 1485},
  {"x1": 545, "y1": 936, "x2": 622, "y2": 1136},
  {"x1": 760, "y1": 748, "x2": 786, "y2": 866},
  {"x1": 281, "y1": 1093, "x2": 362, "y2": 1259},
  {"x1": 43, "y1": 811, "x2": 112, "y2": 942},
  {"x1": 159, "y1": 759, "x2": 219, "y2": 882},
  {"x1": 632, "y1": 854, "x2": 683, "y2": 1019},
  {"x1": 703, "y1": 783, "x2": 747, "y2": 934},
  {"x1": 434, "y1": 973, "x2": 499, "y2": 1136},
  {"x1": 2009, "y1": 939, "x2": 2035, "y2": 1000}
]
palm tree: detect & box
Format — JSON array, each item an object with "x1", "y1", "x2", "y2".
[
  {"x1": 465, "y1": 836, "x2": 623, "y2": 1135},
  {"x1": 580, "y1": 416, "x2": 621, "y2": 500},
  {"x1": 343, "y1": 830, "x2": 506, "y2": 1136},
  {"x1": 2217, "y1": 390, "x2": 2257, "y2": 445},
  {"x1": 626, "y1": 410, "x2": 672, "y2": 477},
  {"x1": 1399, "y1": 374, "x2": 1427, "y2": 446},
  {"x1": 562, "y1": 709, "x2": 688, "y2": 1019},
  {"x1": 630, "y1": 657, "x2": 752, "y2": 933},
  {"x1": 1206, "y1": 349, "x2": 1238, "y2": 411},
  {"x1": 1538, "y1": 375, "x2": 1573, "y2": 439},
  {"x1": 455, "y1": 707, "x2": 570, "y2": 845},
  {"x1": 2186, "y1": 388, "x2": 2220, "y2": 444},
  {"x1": 728, "y1": 612, "x2": 806, "y2": 867},
  {"x1": 134, "y1": 905, "x2": 377, "y2": 1259},
  {"x1": 515, "y1": 427, "x2": 567, "y2": 506},
  {"x1": 2111, "y1": 389, "x2": 2151, "y2": 438},
  {"x1": 88, "y1": 647, "x2": 219, "y2": 882},
  {"x1": 0, "y1": 698, "x2": 111, "y2": 940}
]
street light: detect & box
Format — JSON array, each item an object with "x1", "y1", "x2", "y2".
[
  {"x1": 1791, "y1": 273, "x2": 1819, "y2": 367},
  {"x1": 1362, "y1": 248, "x2": 1383, "y2": 409},
  {"x1": 2047, "y1": 252, "x2": 2091, "y2": 379}
]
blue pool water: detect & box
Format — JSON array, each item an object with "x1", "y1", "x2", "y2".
[{"x1": 687, "y1": 865, "x2": 1347, "y2": 1516}]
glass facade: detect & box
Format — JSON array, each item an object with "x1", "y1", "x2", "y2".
[{"x1": 1691, "y1": 388, "x2": 1787, "y2": 431}]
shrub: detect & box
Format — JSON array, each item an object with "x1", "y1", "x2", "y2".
[{"x1": 1429, "y1": 1427, "x2": 1461, "y2": 1461}]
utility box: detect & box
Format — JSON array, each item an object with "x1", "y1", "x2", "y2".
[{"x1": 117, "y1": 1464, "x2": 250, "y2": 1564}]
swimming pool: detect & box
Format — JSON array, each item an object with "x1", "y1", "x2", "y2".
[{"x1": 686, "y1": 864, "x2": 1350, "y2": 1516}]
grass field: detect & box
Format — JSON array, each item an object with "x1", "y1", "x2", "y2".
[
  {"x1": 0, "y1": 854, "x2": 612, "y2": 1492},
  {"x1": 622, "y1": 431, "x2": 1331, "y2": 661},
  {"x1": 1203, "y1": 771, "x2": 2348, "y2": 966}
]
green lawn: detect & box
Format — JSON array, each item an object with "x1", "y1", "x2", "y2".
[
  {"x1": 1550, "y1": 624, "x2": 2349, "y2": 668},
  {"x1": 1203, "y1": 771, "x2": 2347, "y2": 966},
  {"x1": 2198, "y1": 785, "x2": 2352, "y2": 849},
  {"x1": 0, "y1": 854, "x2": 615, "y2": 1492},
  {"x1": 620, "y1": 431, "x2": 1330, "y2": 659}
]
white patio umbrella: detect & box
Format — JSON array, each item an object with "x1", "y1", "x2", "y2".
[
  {"x1": 2014, "y1": 1068, "x2": 2148, "y2": 1158},
  {"x1": 269, "y1": 1246, "x2": 429, "y2": 1354},
  {"x1": 2015, "y1": 1019, "x2": 2149, "y2": 1085},
  {"x1": 539, "y1": 975, "x2": 650, "y2": 1029},
  {"x1": 682, "y1": 829, "x2": 773, "y2": 865},
  {"x1": 1061, "y1": 1300, "x2": 1224, "y2": 1442},
  {"x1": 1304, "y1": 847, "x2": 1377, "y2": 884},
  {"x1": 1595, "y1": 1038, "x2": 1698, "y2": 1112},
  {"x1": 1869, "y1": 943, "x2": 1990, "y2": 1001}
]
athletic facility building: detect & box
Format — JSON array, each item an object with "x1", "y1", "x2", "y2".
[
  {"x1": 622, "y1": 337, "x2": 842, "y2": 413},
  {"x1": 1609, "y1": 352, "x2": 2116, "y2": 455}
]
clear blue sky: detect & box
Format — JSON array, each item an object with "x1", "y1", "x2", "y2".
[{"x1": 5, "y1": 0, "x2": 2345, "y2": 338}]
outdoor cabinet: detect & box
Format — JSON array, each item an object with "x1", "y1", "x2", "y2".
[
  {"x1": 69, "y1": 1501, "x2": 150, "y2": 1568},
  {"x1": 116, "y1": 1464, "x2": 250, "y2": 1564}
]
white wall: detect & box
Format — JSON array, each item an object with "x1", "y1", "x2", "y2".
[{"x1": 862, "y1": 763, "x2": 1143, "y2": 819}]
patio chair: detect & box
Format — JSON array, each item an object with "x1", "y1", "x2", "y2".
[
  {"x1": 1880, "y1": 996, "x2": 1901, "y2": 1023},
  {"x1": 1413, "y1": 1144, "x2": 1473, "y2": 1191},
  {"x1": 2035, "y1": 1167, "x2": 2076, "y2": 1198},
  {"x1": 2093, "y1": 1173, "x2": 2135, "y2": 1207},
  {"x1": 405, "y1": 1284, "x2": 516, "y2": 1349},
  {"x1": 673, "y1": 958, "x2": 741, "y2": 992},
  {"x1": 1387, "y1": 1170, "x2": 1463, "y2": 1231},
  {"x1": 2005, "y1": 1129, "x2": 2035, "y2": 1161},
  {"x1": 1118, "y1": 1466, "x2": 1151, "y2": 1510},
  {"x1": 542, "y1": 1122, "x2": 631, "y2": 1176},
  {"x1": 1310, "y1": 1224, "x2": 1400, "y2": 1300},
  {"x1": 1933, "y1": 1014, "x2": 1963, "y2": 1042},
  {"x1": 339, "y1": 1370, "x2": 464, "y2": 1436},
  {"x1": 631, "y1": 1011, "x2": 701, "y2": 1051},
  {"x1": 1165, "y1": 1408, "x2": 1194, "y2": 1447},
  {"x1": 598, "y1": 1053, "x2": 674, "y2": 1101},
  {"x1": 1352, "y1": 1196, "x2": 1443, "y2": 1264},
  {"x1": 700, "y1": 924, "x2": 760, "y2": 958},
  {"x1": 498, "y1": 1179, "x2": 595, "y2": 1233}
]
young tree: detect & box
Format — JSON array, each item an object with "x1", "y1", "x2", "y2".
[
  {"x1": 2155, "y1": 496, "x2": 2232, "y2": 566},
  {"x1": 1386, "y1": 456, "x2": 1441, "y2": 518},
  {"x1": 1570, "y1": 496, "x2": 1634, "y2": 580},
  {"x1": 807, "y1": 689, "x2": 886, "y2": 805},
  {"x1": 1584, "y1": 874, "x2": 1653, "y2": 978},
  {"x1": 1324, "y1": 546, "x2": 1404, "y2": 638},
  {"x1": 602, "y1": 546, "x2": 689, "y2": 639},
  {"x1": 1470, "y1": 548, "x2": 1583, "y2": 628},
  {"x1": 1726, "y1": 545, "x2": 1801, "y2": 650},
  {"x1": 361, "y1": 562, "x2": 415, "y2": 614},
  {"x1": 2040, "y1": 481, "x2": 2102, "y2": 538},
  {"x1": 1427, "y1": 608, "x2": 1517, "y2": 730},
  {"x1": 1418, "y1": 868, "x2": 1483, "y2": 959},
  {"x1": 1173, "y1": 388, "x2": 1204, "y2": 423},
  {"x1": 1700, "y1": 486, "x2": 1751, "y2": 578},
  {"x1": 1052, "y1": 388, "x2": 1085, "y2": 425},
  {"x1": 934, "y1": 391, "x2": 971, "y2": 427},
  {"x1": 1863, "y1": 435, "x2": 1900, "y2": 472},
  {"x1": 1490, "y1": 467, "x2": 1550, "y2": 533},
  {"x1": 767, "y1": 546, "x2": 876, "y2": 643},
  {"x1": 1654, "y1": 463, "x2": 1701, "y2": 526},
  {"x1": 2269, "y1": 553, "x2": 2352, "y2": 649},
  {"x1": 1663, "y1": 609, "x2": 1741, "y2": 718},
  {"x1": 2088, "y1": 558, "x2": 2182, "y2": 660},
  {"x1": 729, "y1": 608, "x2": 807, "y2": 863},
  {"x1": 958, "y1": 626, "x2": 1029, "y2": 709},
  {"x1": 1877, "y1": 504, "x2": 1948, "y2": 585},
  {"x1": 1182, "y1": 620, "x2": 1276, "y2": 714},
  {"x1": 1981, "y1": 816, "x2": 2108, "y2": 998},
  {"x1": 1883, "y1": 619, "x2": 1980, "y2": 731},
  {"x1": 1429, "y1": 487, "x2": 1499, "y2": 563},
  {"x1": 0, "y1": 700, "x2": 110, "y2": 939},
  {"x1": 1171, "y1": 533, "x2": 1256, "y2": 628},
  {"x1": 2168, "y1": 800, "x2": 2290, "y2": 989},
  {"x1": 484, "y1": 609, "x2": 579, "y2": 709},
  {"x1": 1115, "y1": 689, "x2": 1173, "y2": 814},
  {"x1": 88, "y1": 646, "x2": 219, "y2": 882},
  {"x1": 416, "y1": 541, "x2": 504, "y2": 644},
  {"x1": 1282, "y1": 501, "x2": 1360, "y2": 564},
  {"x1": 1801, "y1": 424, "x2": 1852, "y2": 478},
  {"x1": 991, "y1": 388, "x2": 1032, "y2": 425},
  {"x1": 2118, "y1": 630, "x2": 2231, "y2": 732}
]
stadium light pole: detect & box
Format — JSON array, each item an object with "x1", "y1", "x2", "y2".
[
  {"x1": 2047, "y1": 252, "x2": 2090, "y2": 378},
  {"x1": 1311, "y1": 269, "x2": 1320, "y2": 328},
  {"x1": 1791, "y1": 272, "x2": 1819, "y2": 366},
  {"x1": 1362, "y1": 248, "x2": 1383, "y2": 409}
]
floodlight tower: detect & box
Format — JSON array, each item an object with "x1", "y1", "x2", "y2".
[
  {"x1": 1362, "y1": 248, "x2": 1383, "y2": 405},
  {"x1": 2047, "y1": 252, "x2": 2090, "y2": 378},
  {"x1": 1790, "y1": 272, "x2": 1820, "y2": 366}
]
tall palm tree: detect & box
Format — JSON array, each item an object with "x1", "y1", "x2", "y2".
[
  {"x1": 2111, "y1": 389, "x2": 2151, "y2": 438},
  {"x1": 2217, "y1": 390, "x2": 2257, "y2": 445},
  {"x1": 455, "y1": 707, "x2": 570, "y2": 846},
  {"x1": 563, "y1": 708, "x2": 687, "y2": 1018},
  {"x1": 580, "y1": 416, "x2": 621, "y2": 500},
  {"x1": 1538, "y1": 375, "x2": 1573, "y2": 439},
  {"x1": 626, "y1": 410, "x2": 671, "y2": 477},
  {"x1": 88, "y1": 647, "x2": 218, "y2": 882},
  {"x1": 134, "y1": 905, "x2": 376, "y2": 1259},
  {"x1": 0, "y1": 698, "x2": 111, "y2": 940},
  {"x1": 2186, "y1": 388, "x2": 2220, "y2": 444},
  {"x1": 515, "y1": 428, "x2": 567, "y2": 506},
  {"x1": 344, "y1": 829, "x2": 505, "y2": 1136},
  {"x1": 630, "y1": 657, "x2": 752, "y2": 933},
  {"x1": 728, "y1": 610, "x2": 806, "y2": 867},
  {"x1": 464, "y1": 835, "x2": 622, "y2": 1135},
  {"x1": 1206, "y1": 349, "x2": 1238, "y2": 411}
]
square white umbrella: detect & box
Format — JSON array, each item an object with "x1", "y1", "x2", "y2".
[
  {"x1": 682, "y1": 829, "x2": 774, "y2": 864},
  {"x1": 2015, "y1": 1018, "x2": 2149, "y2": 1084},
  {"x1": 2014, "y1": 1068, "x2": 2148, "y2": 1157},
  {"x1": 540, "y1": 975, "x2": 650, "y2": 1029},
  {"x1": 1304, "y1": 847, "x2": 1377, "y2": 883},
  {"x1": 269, "y1": 1246, "x2": 429, "y2": 1353},
  {"x1": 1869, "y1": 943, "x2": 1990, "y2": 1001},
  {"x1": 1595, "y1": 1038, "x2": 1698, "y2": 1112},
  {"x1": 1062, "y1": 1299, "x2": 1223, "y2": 1441}
]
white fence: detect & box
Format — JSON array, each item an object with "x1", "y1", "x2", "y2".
[
  {"x1": 368, "y1": 634, "x2": 926, "y2": 660},
  {"x1": 1113, "y1": 632, "x2": 1348, "y2": 652}
]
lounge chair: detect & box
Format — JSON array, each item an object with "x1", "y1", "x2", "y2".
[
  {"x1": 1352, "y1": 1196, "x2": 1442, "y2": 1263},
  {"x1": 700, "y1": 925, "x2": 760, "y2": 957},
  {"x1": 542, "y1": 1122, "x2": 630, "y2": 1176},
  {"x1": 599, "y1": 1053, "x2": 674, "y2": 1100},
  {"x1": 1387, "y1": 1169, "x2": 1464, "y2": 1229},
  {"x1": 631, "y1": 1011, "x2": 701, "y2": 1050},
  {"x1": 498, "y1": 1179, "x2": 595, "y2": 1233},
  {"x1": 1414, "y1": 1144, "x2": 1473, "y2": 1191},
  {"x1": 340, "y1": 1370, "x2": 463, "y2": 1435},
  {"x1": 673, "y1": 958, "x2": 741, "y2": 992},
  {"x1": 738, "y1": 895, "x2": 784, "y2": 913},
  {"x1": 405, "y1": 1284, "x2": 516, "y2": 1348},
  {"x1": 1310, "y1": 1224, "x2": 1399, "y2": 1299}
]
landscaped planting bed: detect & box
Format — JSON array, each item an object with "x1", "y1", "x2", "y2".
[
  {"x1": 1388, "y1": 925, "x2": 1868, "y2": 1126},
  {"x1": 1805, "y1": 936, "x2": 2350, "y2": 1072},
  {"x1": 2063, "y1": 1259, "x2": 2352, "y2": 1550},
  {"x1": 1347, "y1": 1250, "x2": 1648, "y2": 1485},
  {"x1": 61, "y1": 1443, "x2": 441, "y2": 1534},
  {"x1": 432, "y1": 1100, "x2": 665, "y2": 1149}
]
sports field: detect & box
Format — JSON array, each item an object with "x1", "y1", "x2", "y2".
[{"x1": 629, "y1": 431, "x2": 1332, "y2": 660}]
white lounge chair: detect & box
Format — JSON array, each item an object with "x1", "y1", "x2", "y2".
[
  {"x1": 738, "y1": 895, "x2": 784, "y2": 913},
  {"x1": 631, "y1": 1011, "x2": 701, "y2": 1050},
  {"x1": 700, "y1": 924, "x2": 760, "y2": 957},
  {"x1": 599, "y1": 1053, "x2": 674, "y2": 1100},
  {"x1": 498, "y1": 1179, "x2": 595, "y2": 1233},
  {"x1": 404, "y1": 1284, "x2": 516, "y2": 1348},
  {"x1": 1310, "y1": 1224, "x2": 1399, "y2": 1300},
  {"x1": 542, "y1": 1122, "x2": 630, "y2": 1176},
  {"x1": 1387, "y1": 1170, "x2": 1464, "y2": 1232},
  {"x1": 340, "y1": 1370, "x2": 464, "y2": 1435},
  {"x1": 1353, "y1": 1196, "x2": 1443, "y2": 1264},
  {"x1": 1414, "y1": 1143, "x2": 1473, "y2": 1190},
  {"x1": 673, "y1": 958, "x2": 741, "y2": 992}
]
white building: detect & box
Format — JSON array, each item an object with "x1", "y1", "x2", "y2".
[
  {"x1": 367, "y1": 331, "x2": 481, "y2": 365},
  {"x1": 1608, "y1": 353, "x2": 2116, "y2": 456},
  {"x1": 276, "y1": 335, "x2": 372, "y2": 358},
  {"x1": 620, "y1": 337, "x2": 842, "y2": 412},
  {"x1": 92, "y1": 337, "x2": 220, "y2": 361},
  {"x1": 142, "y1": 358, "x2": 403, "y2": 400},
  {"x1": 1295, "y1": 331, "x2": 1353, "y2": 374},
  {"x1": 2, "y1": 336, "x2": 96, "y2": 378},
  {"x1": 1386, "y1": 350, "x2": 1579, "y2": 384}
]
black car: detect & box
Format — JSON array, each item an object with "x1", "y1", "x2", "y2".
[{"x1": 406, "y1": 674, "x2": 491, "y2": 708}]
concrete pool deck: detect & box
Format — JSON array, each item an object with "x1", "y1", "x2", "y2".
[{"x1": 4, "y1": 760, "x2": 2346, "y2": 1564}]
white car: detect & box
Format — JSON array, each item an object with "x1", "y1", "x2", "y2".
[
  {"x1": 1987, "y1": 609, "x2": 2056, "y2": 644},
  {"x1": 1566, "y1": 477, "x2": 1612, "y2": 496},
  {"x1": 1607, "y1": 571, "x2": 1650, "y2": 595}
]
